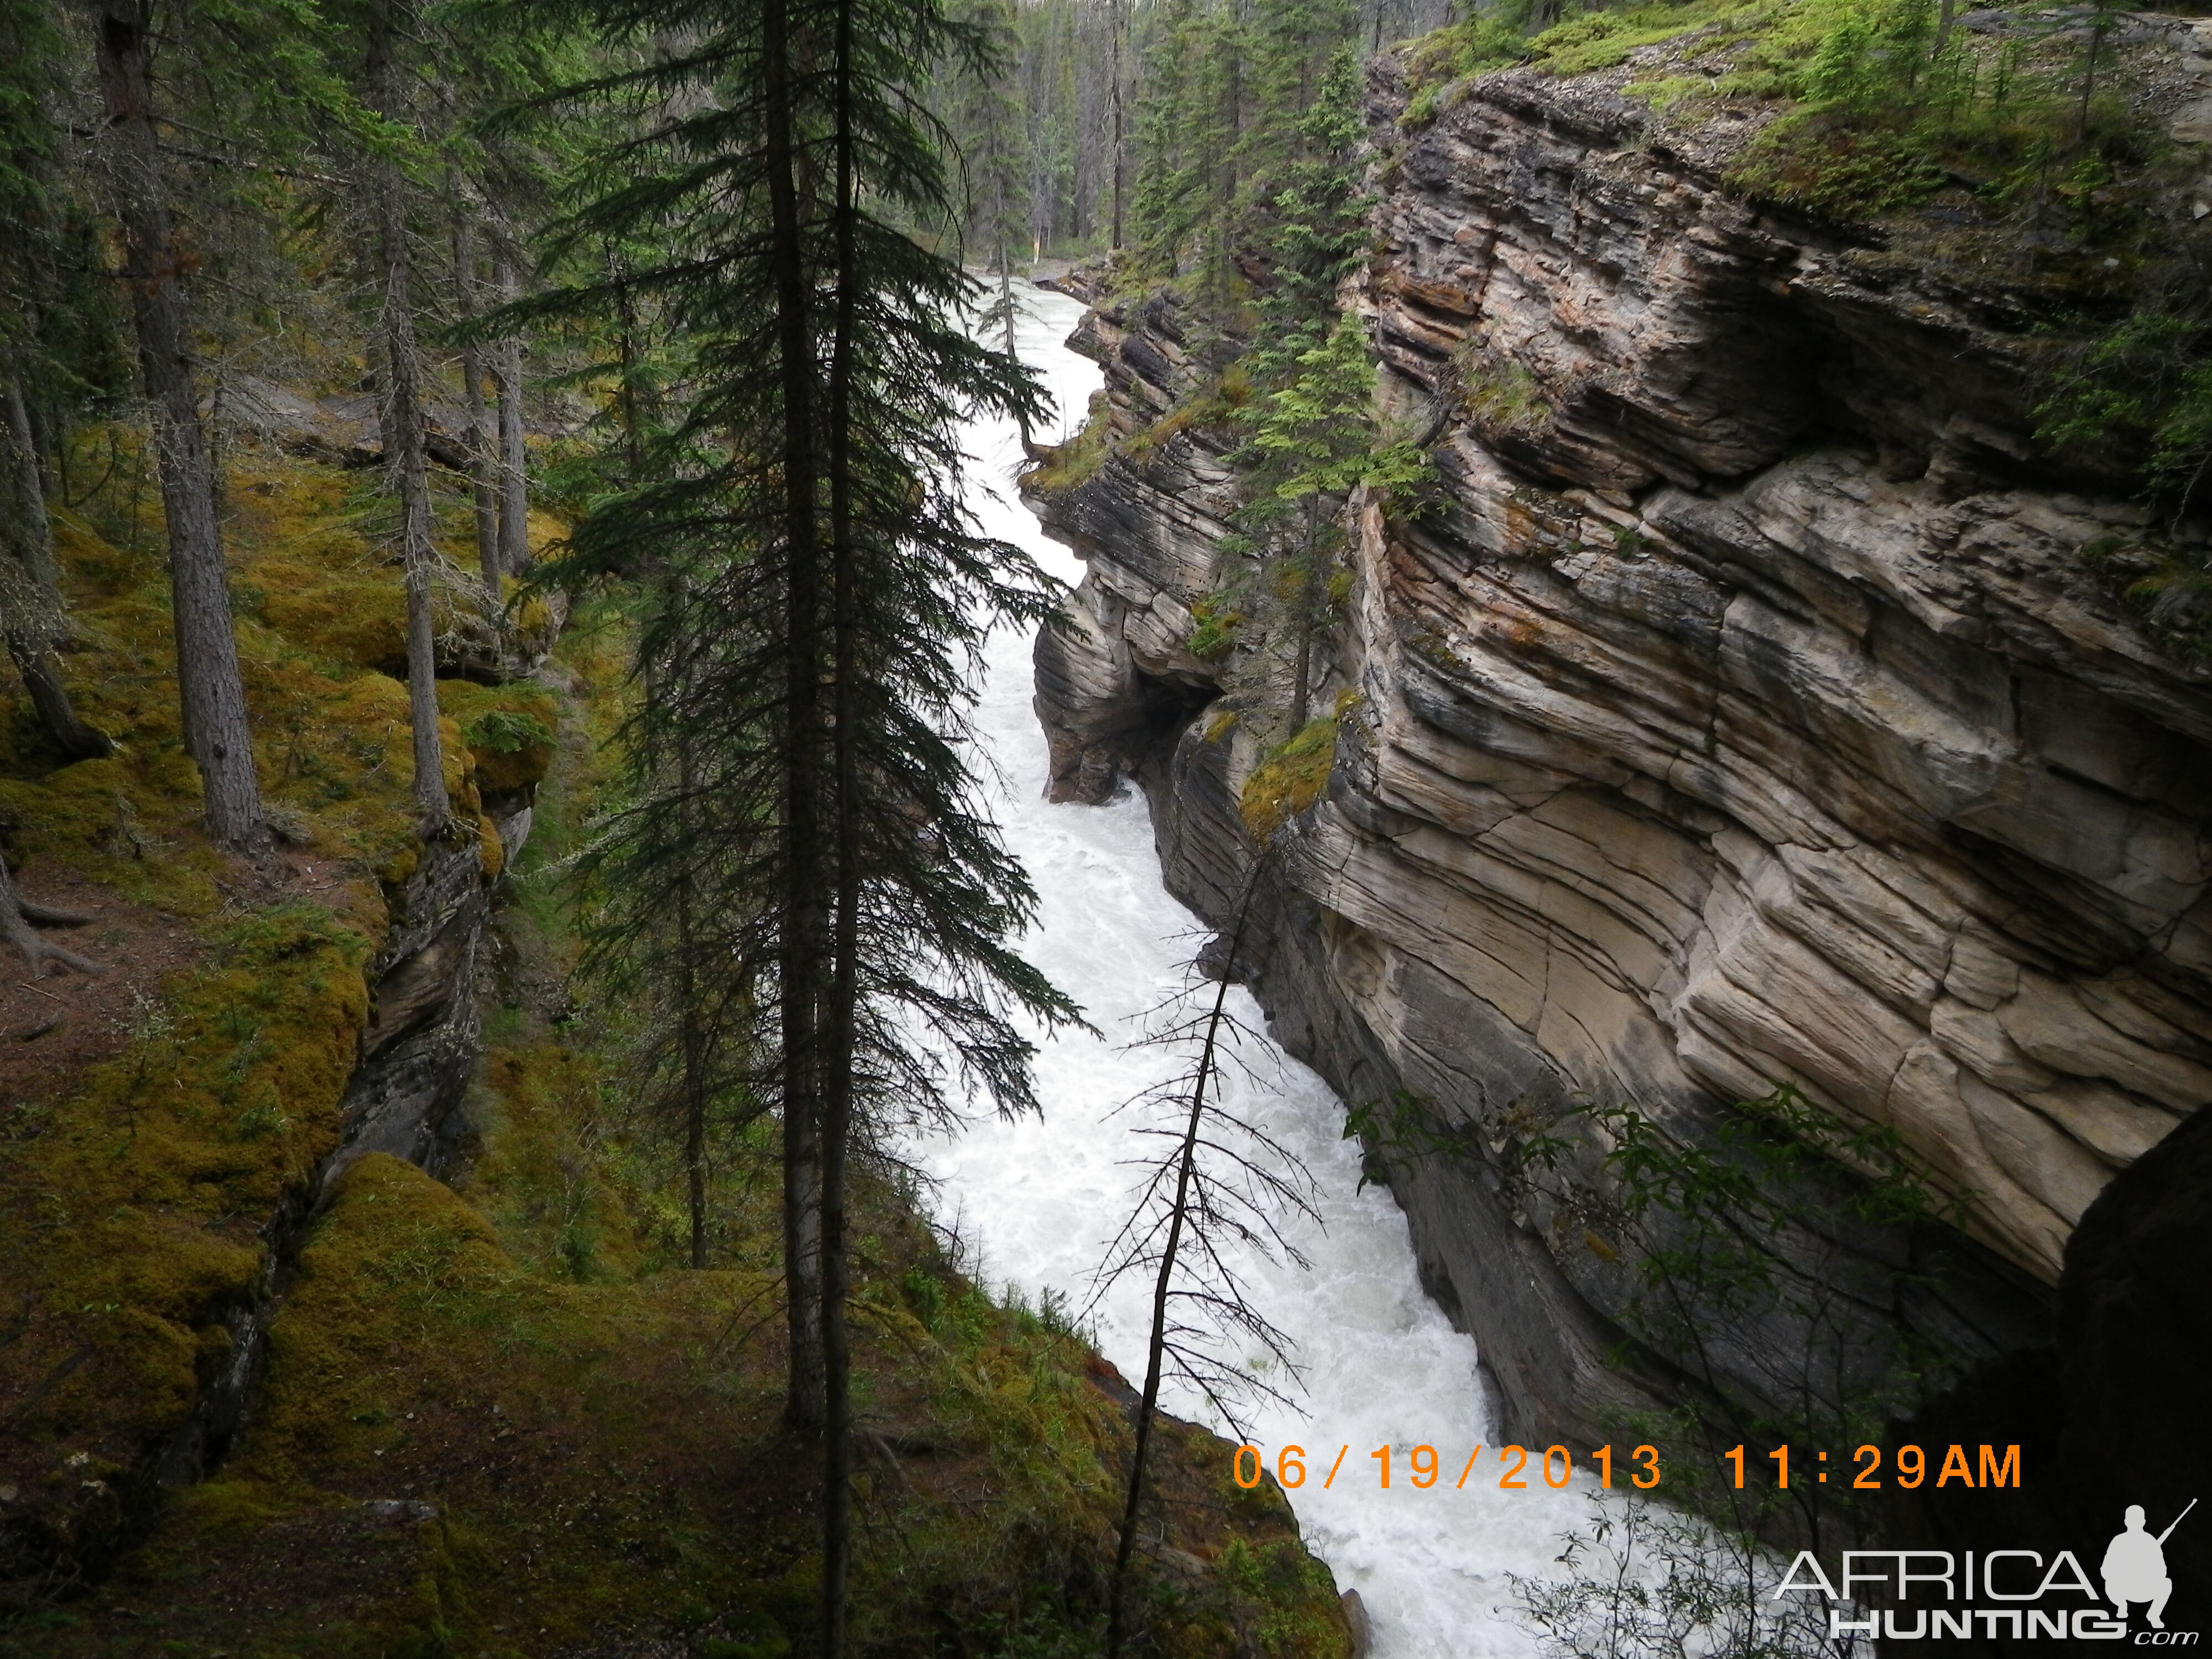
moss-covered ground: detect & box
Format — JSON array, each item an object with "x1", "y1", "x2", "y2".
[
  {"x1": 3, "y1": 426, "x2": 1349, "y2": 1657},
  {"x1": 2, "y1": 428, "x2": 560, "y2": 1603}
]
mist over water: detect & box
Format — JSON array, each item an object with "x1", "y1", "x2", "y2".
[{"x1": 916, "y1": 283, "x2": 1600, "y2": 1658}]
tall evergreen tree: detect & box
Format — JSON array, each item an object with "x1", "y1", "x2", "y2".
[
  {"x1": 449, "y1": 205, "x2": 506, "y2": 610},
  {"x1": 86, "y1": 0, "x2": 265, "y2": 846},
  {"x1": 520, "y1": 11, "x2": 1078, "y2": 1645},
  {"x1": 1, "y1": 10, "x2": 113, "y2": 765},
  {"x1": 362, "y1": 0, "x2": 451, "y2": 835}
]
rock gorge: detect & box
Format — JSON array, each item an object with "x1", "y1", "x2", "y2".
[{"x1": 1030, "y1": 26, "x2": 2212, "y2": 1461}]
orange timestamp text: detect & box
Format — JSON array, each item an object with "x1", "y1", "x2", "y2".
[
  {"x1": 1231, "y1": 1442, "x2": 1663, "y2": 1492},
  {"x1": 1723, "y1": 1442, "x2": 2021, "y2": 1489}
]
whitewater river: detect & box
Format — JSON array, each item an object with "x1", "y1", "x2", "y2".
[{"x1": 915, "y1": 284, "x2": 1605, "y2": 1657}]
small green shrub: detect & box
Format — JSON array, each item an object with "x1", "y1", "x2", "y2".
[
  {"x1": 1024, "y1": 401, "x2": 1114, "y2": 494},
  {"x1": 462, "y1": 708, "x2": 555, "y2": 754},
  {"x1": 1455, "y1": 345, "x2": 1552, "y2": 436},
  {"x1": 1187, "y1": 593, "x2": 1245, "y2": 661}
]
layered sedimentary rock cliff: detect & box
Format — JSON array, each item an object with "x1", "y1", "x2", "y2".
[{"x1": 1031, "y1": 32, "x2": 2212, "y2": 1449}]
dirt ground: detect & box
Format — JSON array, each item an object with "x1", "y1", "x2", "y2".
[{"x1": 1, "y1": 847, "x2": 370, "y2": 1113}]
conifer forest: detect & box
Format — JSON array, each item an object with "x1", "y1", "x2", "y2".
[{"x1": 3, "y1": 0, "x2": 2210, "y2": 1651}]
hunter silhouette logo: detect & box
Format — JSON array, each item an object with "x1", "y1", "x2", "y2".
[{"x1": 2106, "y1": 1501, "x2": 2196, "y2": 1632}]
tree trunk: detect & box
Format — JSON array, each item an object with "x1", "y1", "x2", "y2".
[
  {"x1": 822, "y1": 0, "x2": 859, "y2": 1642},
  {"x1": 684, "y1": 1000, "x2": 709, "y2": 1267},
  {"x1": 676, "y1": 722, "x2": 711, "y2": 1271},
  {"x1": 492, "y1": 244, "x2": 531, "y2": 574},
  {"x1": 3, "y1": 631, "x2": 111, "y2": 762},
  {"x1": 2075, "y1": 1, "x2": 2112, "y2": 140},
  {"x1": 1109, "y1": 0, "x2": 1125, "y2": 251},
  {"x1": 765, "y1": 0, "x2": 827, "y2": 1439},
  {"x1": 1289, "y1": 495, "x2": 1317, "y2": 732},
  {"x1": 3, "y1": 375, "x2": 110, "y2": 760},
  {"x1": 450, "y1": 210, "x2": 502, "y2": 613},
  {"x1": 782, "y1": 1100, "x2": 825, "y2": 1420},
  {"x1": 5, "y1": 378, "x2": 63, "y2": 603},
  {"x1": 368, "y1": 0, "x2": 448, "y2": 837},
  {"x1": 89, "y1": 0, "x2": 263, "y2": 847},
  {"x1": 610, "y1": 247, "x2": 646, "y2": 488}
]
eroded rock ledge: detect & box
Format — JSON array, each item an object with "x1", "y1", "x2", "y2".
[{"x1": 1029, "y1": 46, "x2": 2211, "y2": 1449}]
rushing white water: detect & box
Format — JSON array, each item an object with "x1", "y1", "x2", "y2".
[{"x1": 917, "y1": 284, "x2": 1605, "y2": 1657}]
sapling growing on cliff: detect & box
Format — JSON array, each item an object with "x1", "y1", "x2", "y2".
[
  {"x1": 1234, "y1": 310, "x2": 1427, "y2": 729},
  {"x1": 1089, "y1": 872, "x2": 1318, "y2": 1657},
  {"x1": 1216, "y1": 54, "x2": 1426, "y2": 728}
]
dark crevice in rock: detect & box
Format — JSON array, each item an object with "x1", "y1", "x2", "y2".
[{"x1": 52, "y1": 805, "x2": 525, "y2": 1600}]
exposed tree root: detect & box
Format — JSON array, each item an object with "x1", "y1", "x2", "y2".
[{"x1": 0, "y1": 854, "x2": 109, "y2": 978}]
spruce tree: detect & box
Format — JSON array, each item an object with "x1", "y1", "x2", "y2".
[
  {"x1": 362, "y1": 0, "x2": 451, "y2": 836},
  {"x1": 448, "y1": 206, "x2": 506, "y2": 611},
  {"x1": 1, "y1": 18, "x2": 112, "y2": 765},
  {"x1": 87, "y1": 0, "x2": 266, "y2": 846},
  {"x1": 1227, "y1": 49, "x2": 1413, "y2": 728},
  {"x1": 521, "y1": 11, "x2": 1078, "y2": 1645}
]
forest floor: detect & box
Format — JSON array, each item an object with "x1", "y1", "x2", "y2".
[{"x1": 0, "y1": 426, "x2": 1350, "y2": 1659}]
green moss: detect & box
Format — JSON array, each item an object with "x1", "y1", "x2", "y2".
[
  {"x1": 1188, "y1": 593, "x2": 1246, "y2": 661},
  {"x1": 1024, "y1": 398, "x2": 1115, "y2": 494},
  {"x1": 1402, "y1": 13, "x2": 1528, "y2": 101},
  {"x1": 14, "y1": 1133, "x2": 1345, "y2": 1657},
  {"x1": 0, "y1": 899, "x2": 375, "y2": 1500},
  {"x1": 2, "y1": 443, "x2": 530, "y2": 902},
  {"x1": 1526, "y1": 0, "x2": 1754, "y2": 76},
  {"x1": 1239, "y1": 715, "x2": 1340, "y2": 841},
  {"x1": 1127, "y1": 369, "x2": 1254, "y2": 463},
  {"x1": 444, "y1": 688, "x2": 560, "y2": 797},
  {"x1": 465, "y1": 1045, "x2": 655, "y2": 1282},
  {"x1": 0, "y1": 434, "x2": 554, "y2": 1608}
]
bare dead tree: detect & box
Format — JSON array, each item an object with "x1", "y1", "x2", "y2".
[{"x1": 1089, "y1": 870, "x2": 1318, "y2": 1657}]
